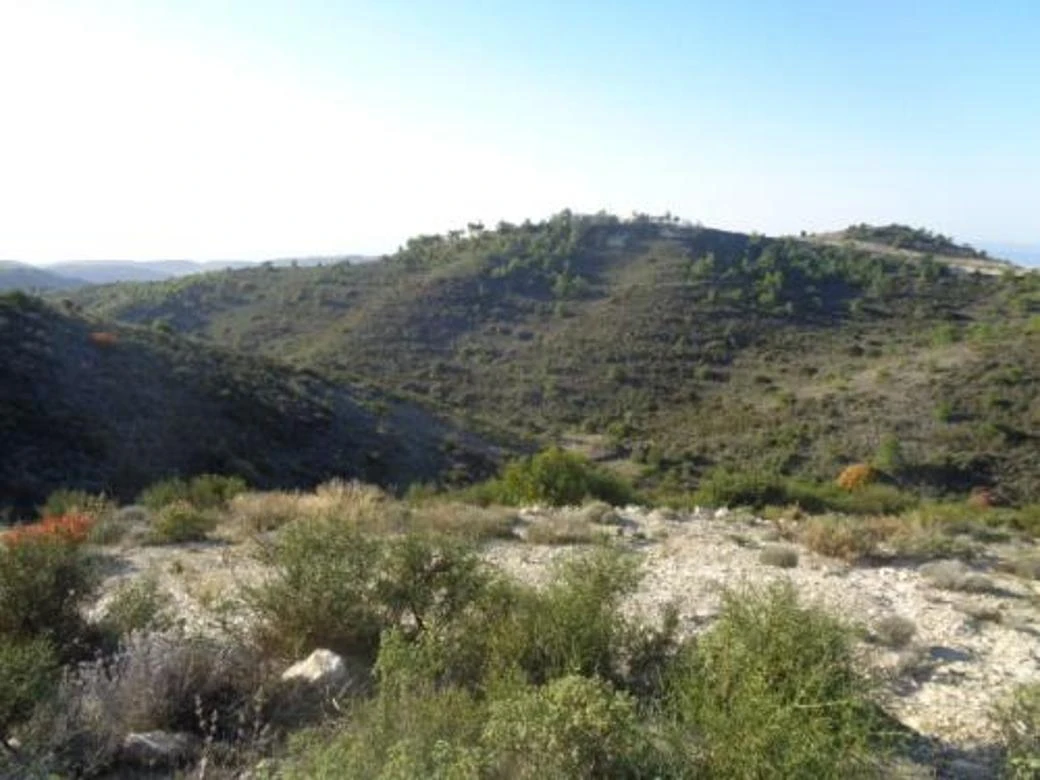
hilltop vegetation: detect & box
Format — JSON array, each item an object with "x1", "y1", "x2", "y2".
[
  {"x1": 0, "y1": 292, "x2": 497, "y2": 517},
  {"x1": 65, "y1": 212, "x2": 1040, "y2": 505},
  {"x1": 838, "y1": 223, "x2": 990, "y2": 258}
]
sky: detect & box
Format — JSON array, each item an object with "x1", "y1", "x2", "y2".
[{"x1": 1, "y1": 0, "x2": 1038, "y2": 263}]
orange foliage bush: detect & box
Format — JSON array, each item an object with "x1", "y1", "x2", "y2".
[
  {"x1": 835, "y1": 463, "x2": 877, "y2": 492},
  {"x1": 967, "y1": 487, "x2": 995, "y2": 510},
  {"x1": 2, "y1": 513, "x2": 94, "y2": 548},
  {"x1": 88, "y1": 331, "x2": 119, "y2": 347}
]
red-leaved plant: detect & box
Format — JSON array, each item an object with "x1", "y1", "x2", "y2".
[{"x1": 2, "y1": 513, "x2": 94, "y2": 548}]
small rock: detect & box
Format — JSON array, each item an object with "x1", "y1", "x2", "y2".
[
  {"x1": 122, "y1": 731, "x2": 199, "y2": 768},
  {"x1": 714, "y1": 507, "x2": 730, "y2": 519},
  {"x1": 282, "y1": 649, "x2": 348, "y2": 687}
]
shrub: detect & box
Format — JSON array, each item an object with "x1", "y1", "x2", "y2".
[
  {"x1": 101, "y1": 574, "x2": 173, "y2": 638},
  {"x1": 40, "y1": 489, "x2": 112, "y2": 521},
  {"x1": 799, "y1": 515, "x2": 885, "y2": 561},
  {"x1": 482, "y1": 675, "x2": 656, "y2": 778},
  {"x1": 524, "y1": 517, "x2": 596, "y2": 545},
  {"x1": 138, "y1": 477, "x2": 192, "y2": 510},
  {"x1": 139, "y1": 474, "x2": 247, "y2": 511},
  {"x1": 186, "y1": 473, "x2": 248, "y2": 509},
  {"x1": 0, "y1": 533, "x2": 98, "y2": 657},
  {"x1": 476, "y1": 447, "x2": 636, "y2": 507},
  {"x1": 247, "y1": 521, "x2": 487, "y2": 661},
  {"x1": 88, "y1": 505, "x2": 152, "y2": 545},
  {"x1": 759, "y1": 544, "x2": 799, "y2": 568},
  {"x1": 282, "y1": 684, "x2": 486, "y2": 779},
  {"x1": 150, "y1": 501, "x2": 218, "y2": 544},
  {"x1": 996, "y1": 682, "x2": 1040, "y2": 779},
  {"x1": 692, "y1": 468, "x2": 791, "y2": 509},
  {"x1": 836, "y1": 463, "x2": 877, "y2": 492},
  {"x1": 664, "y1": 583, "x2": 886, "y2": 778},
  {"x1": 370, "y1": 546, "x2": 658, "y2": 695},
  {"x1": 691, "y1": 470, "x2": 915, "y2": 516},
  {"x1": 0, "y1": 637, "x2": 59, "y2": 739},
  {"x1": 2, "y1": 513, "x2": 94, "y2": 547},
  {"x1": 872, "y1": 615, "x2": 917, "y2": 649},
  {"x1": 919, "y1": 560, "x2": 995, "y2": 593},
  {"x1": 22, "y1": 632, "x2": 275, "y2": 776},
  {"x1": 284, "y1": 675, "x2": 660, "y2": 779}
]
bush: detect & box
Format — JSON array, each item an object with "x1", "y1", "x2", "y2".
[
  {"x1": 692, "y1": 468, "x2": 791, "y2": 509},
  {"x1": 283, "y1": 674, "x2": 660, "y2": 779},
  {"x1": 759, "y1": 544, "x2": 799, "y2": 568},
  {"x1": 2, "y1": 513, "x2": 94, "y2": 547},
  {"x1": 369, "y1": 546, "x2": 661, "y2": 696},
  {"x1": 919, "y1": 560, "x2": 995, "y2": 593},
  {"x1": 21, "y1": 632, "x2": 275, "y2": 776},
  {"x1": 482, "y1": 675, "x2": 656, "y2": 778},
  {"x1": 247, "y1": 521, "x2": 487, "y2": 661},
  {"x1": 0, "y1": 533, "x2": 98, "y2": 657},
  {"x1": 101, "y1": 574, "x2": 173, "y2": 638},
  {"x1": 692, "y1": 469, "x2": 914, "y2": 515},
  {"x1": 997, "y1": 682, "x2": 1040, "y2": 779},
  {"x1": 664, "y1": 583, "x2": 886, "y2": 778},
  {"x1": 872, "y1": 615, "x2": 917, "y2": 649},
  {"x1": 88, "y1": 505, "x2": 152, "y2": 545},
  {"x1": 475, "y1": 447, "x2": 636, "y2": 507},
  {"x1": 282, "y1": 684, "x2": 486, "y2": 779},
  {"x1": 836, "y1": 463, "x2": 878, "y2": 491},
  {"x1": 799, "y1": 516, "x2": 889, "y2": 561},
  {"x1": 139, "y1": 474, "x2": 247, "y2": 511},
  {"x1": 40, "y1": 489, "x2": 112, "y2": 521},
  {"x1": 0, "y1": 637, "x2": 59, "y2": 739},
  {"x1": 150, "y1": 501, "x2": 218, "y2": 544}
]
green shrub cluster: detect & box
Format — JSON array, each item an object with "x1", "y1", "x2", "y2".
[
  {"x1": 0, "y1": 532, "x2": 99, "y2": 745},
  {"x1": 690, "y1": 468, "x2": 915, "y2": 515},
  {"x1": 280, "y1": 562, "x2": 891, "y2": 778},
  {"x1": 252, "y1": 518, "x2": 893, "y2": 776},
  {"x1": 998, "y1": 682, "x2": 1040, "y2": 778},
  {"x1": 138, "y1": 473, "x2": 247, "y2": 511},
  {"x1": 150, "y1": 501, "x2": 219, "y2": 544},
  {"x1": 470, "y1": 447, "x2": 637, "y2": 507},
  {"x1": 246, "y1": 520, "x2": 488, "y2": 660}
]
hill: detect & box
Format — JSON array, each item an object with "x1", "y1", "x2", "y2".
[
  {"x1": 808, "y1": 224, "x2": 1018, "y2": 275},
  {"x1": 65, "y1": 212, "x2": 1040, "y2": 503},
  {"x1": 0, "y1": 261, "x2": 87, "y2": 292},
  {"x1": 46, "y1": 256, "x2": 374, "y2": 285},
  {"x1": 0, "y1": 291, "x2": 500, "y2": 516}
]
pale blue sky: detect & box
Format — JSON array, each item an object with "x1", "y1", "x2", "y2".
[{"x1": 1, "y1": 1, "x2": 1037, "y2": 262}]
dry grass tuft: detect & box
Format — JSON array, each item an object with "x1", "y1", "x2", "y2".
[
  {"x1": 525, "y1": 517, "x2": 598, "y2": 546},
  {"x1": 758, "y1": 544, "x2": 799, "y2": 568},
  {"x1": 230, "y1": 483, "x2": 516, "y2": 543},
  {"x1": 919, "y1": 560, "x2": 996, "y2": 593},
  {"x1": 871, "y1": 615, "x2": 916, "y2": 649}
]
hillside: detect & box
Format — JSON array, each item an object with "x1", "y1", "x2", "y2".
[
  {"x1": 0, "y1": 292, "x2": 499, "y2": 516},
  {"x1": 808, "y1": 224, "x2": 1017, "y2": 276},
  {"x1": 46, "y1": 256, "x2": 374, "y2": 285},
  {"x1": 0, "y1": 261, "x2": 87, "y2": 292},
  {"x1": 65, "y1": 213, "x2": 1040, "y2": 503}
]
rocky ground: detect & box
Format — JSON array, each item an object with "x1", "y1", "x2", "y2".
[{"x1": 94, "y1": 503, "x2": 1040, "y2": 778}]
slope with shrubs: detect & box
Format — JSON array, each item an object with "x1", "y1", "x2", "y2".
[
  {"x1": 0, "y1": 292, "x2": 500, "y2": 517},
  {"x1": 65, "y1": 213, "x2": 1040, "y2": 503}
]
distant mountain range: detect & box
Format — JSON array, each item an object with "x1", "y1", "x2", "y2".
[{"x1": 0, "y1": 256, "x2": 375, "y2": 291}]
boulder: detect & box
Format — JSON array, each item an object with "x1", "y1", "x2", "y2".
[{"x1": 281, "y1": 648, "x2": 348, "y2": 688}]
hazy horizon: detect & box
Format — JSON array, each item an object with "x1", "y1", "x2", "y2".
[{"x1": 2, "y1": 1, "x2": 1038, "y2": 263}]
